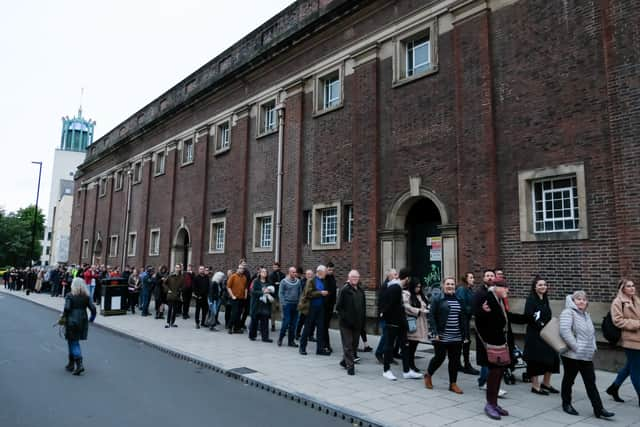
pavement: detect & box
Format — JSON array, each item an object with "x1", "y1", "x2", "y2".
[{"x1": 2, "y1": 288, "x2": 639, "y2": 427}]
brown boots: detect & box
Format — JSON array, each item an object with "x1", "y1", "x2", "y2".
[
  {"x1": 423, "y1": 373, "x2": 433, "y2": 389},
  {"x1": 449, "y1": 383, "x2": 464, "y2": 394}
]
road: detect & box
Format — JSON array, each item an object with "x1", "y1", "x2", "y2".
[{"x1": 0, "y1": 294, "x2": 349, "y2": 427}]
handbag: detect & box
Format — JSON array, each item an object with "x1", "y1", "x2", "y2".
[
  {"x1": 407, "y1": 316, "x2": 417, "y2": 333},
  {"x1": 540, "y1": 317, "x2": 568, "y2": 354},
  {"x1": 477, "y1": 331, "x2": 511, "y2": 366}
]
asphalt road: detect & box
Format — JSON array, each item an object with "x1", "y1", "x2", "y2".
[{"x1": 0, "y1": 294, "x2": 349, "y2": 427}]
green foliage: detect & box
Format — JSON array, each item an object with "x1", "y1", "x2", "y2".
[{"x1": 0, "y1": 205, "x2": 45, "y2": 267}]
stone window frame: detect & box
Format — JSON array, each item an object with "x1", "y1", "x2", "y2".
[
  {"x1": 114, "y1": 170, "x2": 124, "y2": 192},
  {"x1": 392, "y1": 19, "x2": 438, "y2": 88},
  {"x1": 208, "y1": 216, "x2": 226, "y2": 254},
  {"x1": 257, "y1": 97, "x2": 278, "y2": 138},
  {"x1": 181, "y1": 137, "x2": 195, "y2": 166},
  {"x1": 311, "y1": 201, "x2": 341, "y2": 251},
  {"x1": 132, "y1": 161, "x2": 142, "y2": 185},
  {"x1": 127, "y1": 232, "x2": 137, "y2": 257},
  {"x1": 214, "y1": 119, "x2": 231, "y2": 155},
  {"x1": 252, "y1": 210, "x2": 274, "y2": 253},
  {"x1": 98, "y1": 177, "x2": 107, "y2": 198},
  {"x1": 518, "y1": 163, "x2": 588, "y2": 242},
  {"x1": 154, "y1": 149, "x2": 166, "y2": 176},
  {"x1": 149, "y1": 228, "x2": 161, "y2": 256},
  {"x1": 108, "y1": 234, "x2": 119, "y2": 258},
  {"x1": 313, "y1": 64, "x2": 344, "y2": 117},
  {"x1": 82, "y1": 239, "x2": 89, "y2": 259}
]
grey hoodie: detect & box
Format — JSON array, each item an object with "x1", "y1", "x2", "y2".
[{"x1": 559, "y1": 294, "x2": 597, "y2": 361}]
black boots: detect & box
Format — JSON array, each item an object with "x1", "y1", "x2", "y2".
[
  {"x1": 606, "y1": 383, "x2": 624, "y2": 402},
  {"x1": 65, "y1": 356, "x2": 74, "y2": 372},
  {"x1": 562, "y1": 403, "x2": 579, "y2": 416},
  {"x1": 72, "y1": 358, "x2": 84, "y2": 376},
  {"x1": 594, "y1": 408, "x2": 615, "y2": 419}
]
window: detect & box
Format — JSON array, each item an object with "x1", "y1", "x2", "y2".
[
  {"x1": 181, "y1": 139, "x2": 194, "y2": 165},
  {"x1": 133, "y1": 162, "x2": 142, "y2": 184},
  {"x1": 127, "y1": 232, "x2": 137, "y2": 257},
  {"x1": 344, "y1": 205, "x2": 353, "y2": 242},
  {"x1": 98, "y1": 178, "x2": 107, "y2": 197},
  {"x1": 311, "y1": 202, "x2": 341, "y2": 250},
  {"x1": 82, "y1": 239, "x2": 89, "y2": 259},
  {"x1": 303, "y1": 210, "x2": 312, "y2": 245},
  {"x1": 109, "y1": 235, "x2": 118, "y2": 258},
  {"x1": 209, "y1": 217, "x2": 226, "y2": 253},
  {"x1": 253, "y1": 211, "x2": 274, "y2": 252},
  {"x1": 114, "y1": 170, "x2": 123, "y2": 191},
  {"x1": 154, "y1": 151, "x2": 166, "y2": 176},
  {"x1": 518, "y1": 163, "x2": 588, "y2": 241},
  {"x1": 315, "y1": 67, "x2": 343, "y2": 114},
  {"x1": 393, "y1": 21, "x2": 438, "y2": 86},
  {"x1": 215, "y1": 120, "x2": 231, "y2": 153},
  {"x1": 149, "y1": 229, "x2": 160, "y2": 256},
  {"x1": 258, "y1": 99, "x2": 278, "y2": 136}
]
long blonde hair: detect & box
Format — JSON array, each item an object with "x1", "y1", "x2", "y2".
[{"x1": 71, "y1": 277, "x2": 89, "y2": 297}]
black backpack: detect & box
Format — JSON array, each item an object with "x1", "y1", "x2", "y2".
[{"x1": 601, "y1": 311, "x2": 621, "y2": 345}]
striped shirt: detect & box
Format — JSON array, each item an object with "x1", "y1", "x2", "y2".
[{"x1": 441, "y1": 295, "x2": 462, "y2": 343}]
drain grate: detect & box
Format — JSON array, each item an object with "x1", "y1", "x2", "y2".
[{"x1": 228, "y1": 366, "x2": 257, "y2": 374}]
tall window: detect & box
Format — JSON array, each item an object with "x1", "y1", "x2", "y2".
[
  {"x1": 259, "y1": 217, "x2": 272, "y2": 248},
  {"x1": 303, "y1": 210, "x2": 312, "y2": 245},
  {"x1": 155, "y1": 151, "x2": 166, "y2": 175},
  {"x1": 98, "y1": 178, "x2": 107, "y2": 197},
  {"x1": 393, "y1": 23, "x2": 437, "y2": 86},
  {"x1": 216, "y1": 121, "x2": 230, "y2": 152},
  {"x1": 344, "y1": 205, "x2": 353, "y2": 242},
  {"x1": 406, "y1": 35, "x2": 430, "y2": 77},
  {"x1": 253, "y1": 212, "x2": 274, "y2": 251},
  {"x1": 315, "y1": 68, "x2": 342, "y2": 114},
  {"x1": 533, "y1": 176, "x2": 579, "y2": 233},
  {"x1": 114, "y1": 170, "x2": 123, "y2": 191},
  {"x1": 209, "y1": 218, "x2": 225, "y2": 253},
  {"x1": 133, "y1": 162, "x2": 142, "y2": 184},
  {"x1": 259, "y1": 100, "x2": 277, "y2": 135},
  {"x1": 182, "y1": 139, "x2": 194, "y2": 165},
  {"x1": 149, "y1": 229, "x2": 160, "y2": 256},
  {"x1": 127, "y1": 232, "x2": 137, "y2": 257},
  {"x1": 109, "y1": 235, "x2": 118, "y2": 257},
  {"x1": 320, "y1": 207, "x2": 338, "y2": 245},
  {"x1": 82, "y1": 239, "x2": 89, "y2": 259}
]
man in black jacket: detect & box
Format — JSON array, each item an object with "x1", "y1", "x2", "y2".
[
  {"x1": 336, "y1": 270, "x2": 366, "y2": 375},
  {"x1": 193, "y1": 265, "x2": 209, "y2": 329},
  {"x1": 321, "y1": 262, "x2": 337, "y2": 353}
]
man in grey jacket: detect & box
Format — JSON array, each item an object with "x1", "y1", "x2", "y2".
[{"x1": 278, "y1": 266, "x2": 301, "y2": 347}]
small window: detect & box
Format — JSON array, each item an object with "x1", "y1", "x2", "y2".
[
  {"x1": 114, "y1": 170, "x2": 123, "y2": 191},
  {"x1": 315, "y1": 67, "x2": 343, "y2": 114},
  {"x1": 133, "y1": 162, "x2": 142, "y2": 184},
  {"x1": 253, "y1": 211, "x2": 274, "y2": 252},
  {"x1": 303, "y1": 210, "x2": 312, "y2": 245},
  {"x1": 154, "y1": 151, "x2": 166, "y2": 176},
  {"x1": 344, "y1": 205, "x2": 353, "y2": 242},
  {"x1": 109, "y1": 235, "x2": 118, "y2": 258},
  {"x1": 127, "y1": 232, "x2": 137, "y2": 257},
  {"x1": 311, "y1": 202, "x2": 341, "y2": 250},
  {"x1": 215, "y1": 121, "x2": 231, "y2": 153},
  {"x1": 182, "y1": 139, "x2": 194, "y2": 165},
  {"x1": 258, "y1": 99, "x2": 278, "y2": 136},
  {"x1": 209, "y1": 217, "x2": 226, "y2": 253},
  {"x1": 149, "y1": 229, "x2": 160, "y2": 256},
  {"x1": 518, "y1": 163, "x2": 588, "y2": 241},
  {"x1": 98, "y1": 178, "x2": 107, "y2": 197},
  {"x1": 82, "y1": 239, "x2": 89, "y2": 259},
  {"x1": 393, "y1": 21, "x2": 438, "y2": 86}
]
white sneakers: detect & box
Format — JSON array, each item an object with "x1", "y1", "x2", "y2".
[
  {"x1": 383, "y1": 370, "x2": 397, "y2": 381},
  {"x1": 402, "y1": 370, "x2": 422, "y2": 379}
]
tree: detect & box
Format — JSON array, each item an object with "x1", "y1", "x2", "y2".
[{"x1": 0, "y1": 205, "x2": 44, "y2": 267}]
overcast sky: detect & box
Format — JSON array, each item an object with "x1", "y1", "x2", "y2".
[{"x1": 0, "y1": 0, "x2": 291, "y2": 220}]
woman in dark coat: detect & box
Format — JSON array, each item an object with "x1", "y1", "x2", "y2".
[
  {"x1": 248, "y1": 268, "x2": 273, "y2": 342},
  {"x1": 523, "y1": 275, "x2": 560, "y2": 395},
  {"x1": 63, "y1": 278, "x2": 97, "y2": 375}
]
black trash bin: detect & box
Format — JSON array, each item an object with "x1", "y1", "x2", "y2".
[{"x1": 100, "y1": 277, "x2": 129, "y2": 316}]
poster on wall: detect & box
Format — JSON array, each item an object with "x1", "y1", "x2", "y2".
[{"x1": 425, "y1": 236, "x2": 442, "y2": 288}]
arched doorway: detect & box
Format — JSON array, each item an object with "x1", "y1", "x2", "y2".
[
  {"x1": 171, "y1": 227, "x2": 191, "y2": 269},
  {"x1": 380, "y1": 187, "x2": 457, "y2": 285},
  {"x1": 405, "y1": 198, "x2": 442, "y2": 287}
]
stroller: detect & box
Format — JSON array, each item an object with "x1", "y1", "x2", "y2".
[{"x1": 503, "y1": 344, "x2": 529, "y2": 384}]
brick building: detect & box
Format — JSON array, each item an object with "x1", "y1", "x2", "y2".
[{"x1": 70, "y1": 0, "x2": 639, "y2": 307}]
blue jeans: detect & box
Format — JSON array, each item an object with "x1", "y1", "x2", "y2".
[
  {"x1": 67, "y1": 340, "x2": 82, "y2": 359},
  {"x1": 613, "y1": 358, "x2": 630, "y2": 387},
  {"x1": 88, "y1": 284, "x2": 96, "y2": 302},
  {"x1": 375, "y1": 319, "x2": 386, "y2": 356},
  {"x1": 624, "y1": 348, "x2": 640, "y2": 395},
  {"x1": 141, "y1": 286, "x2": 151, "y2": 314},
  {"x1": 279, "y1": 302, "x2": 299, "y2": 343}
]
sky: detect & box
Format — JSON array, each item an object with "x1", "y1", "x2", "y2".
[{"x1": 0, "y1": 0, "x2": 292, "y2": 221}]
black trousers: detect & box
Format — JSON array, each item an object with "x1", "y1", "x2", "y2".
[
  {"x1": 230, "y1": 299, "x2": 244, "y2": 331},
  {"x1": 296, "y1": 313, "x2": 307, "y2": 338},
  {"x1": 561, "y1": 356, "x2": 604, "y2": 411},
  {"x1": 407, "y1": 340, "x2": 420, "y2": 371},
  {"x1": 383, "y1": 324, "x2": 409, "y2": 373},
  {"x1": 249, "y1": 313, "x2": 270, "y2": 340},
  {"x1": 194, "y1": 298, "x2": 208, "y2": 326},
  {"x1": 427, "y1": 341, "x2": 462, "y2": 384},
  {"x1": 166, "y1": 301, "x2": 178, "y2": 325},
  {"x1": 224, "y1": 303, "x2": 232, "y2": 328},
  {"x1": 340, "y1": 326, "x2": 360, "y2": 369},
  {"x1": 240, "y1": 298, "x2": 250, "y2": 328},
  {"x1": 300, "y1": 305, "x2": 325, "y2": 353},
  {"x1": 182, "y1": 288, "x2": 192, "y2": 317}
]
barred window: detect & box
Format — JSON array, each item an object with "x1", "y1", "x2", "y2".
[
  {"x1": 320, "y1": 207, "x2": 338, "y2": 245},
  {"x1": 533, "y1": 176, "x2": 579, "y2": 233}
]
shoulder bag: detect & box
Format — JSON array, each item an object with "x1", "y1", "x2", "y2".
[
  {"x1": 539, "y1": 317, "x2": 568, "y2": 354},
  {"x1": 407, "y1": 315, "x2": 417, "y2": 333},
  {"x1": 476, "y1": 330, "x2": 511, "y2": 366}
]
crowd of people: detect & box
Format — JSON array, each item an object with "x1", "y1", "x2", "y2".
[{"x1": 3, "y1": 260, "x2": 639, "y2": 421}]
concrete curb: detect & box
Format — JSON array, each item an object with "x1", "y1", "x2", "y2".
[{"x1": 3, "y1": 291, "x2": 384, "y2": 427}]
